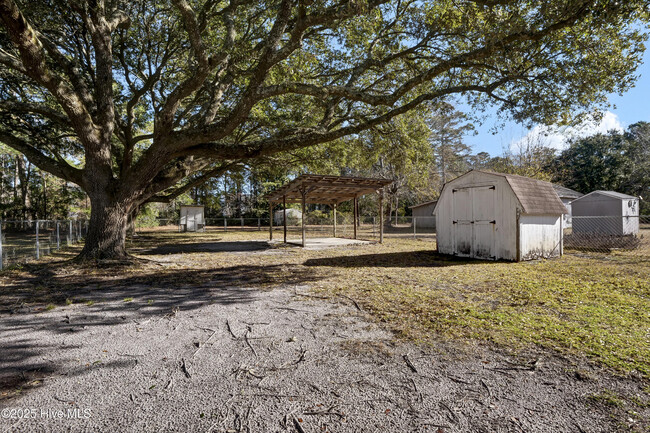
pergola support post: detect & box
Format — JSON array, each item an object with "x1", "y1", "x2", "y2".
[
  {"x1": 300, "y1": 187, "x2": 307, "y2": 247},
  {"x1": 269, "y1": 203, "x2": 273, "y2": 240},
  {"x1": 379, "y1": 189, "x2": 384, "y2": 244},
  {"x1": 353, "y1": 196, "x2": 358, "y2": 239},
  {"x1": 283, "y1": 195, "x2": 287, "y2": 244},
  {"x1": 263, "y1": 175, "x2": 393, "y2": 246},
  {"x1": 356, "y1": 197, "x2": 361, "y2": 228}
]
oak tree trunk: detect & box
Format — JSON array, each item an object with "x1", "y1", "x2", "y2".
[{"x1": 77, "y1": 193, "x2": 131, "y2": 261}]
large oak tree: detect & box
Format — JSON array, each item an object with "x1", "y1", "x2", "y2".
[{"x1": 0, "y1": 0, "x2": 647, "y2": 260}]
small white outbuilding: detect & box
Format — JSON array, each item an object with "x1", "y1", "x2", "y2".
[
  {"x1": 179, "y1": 205, "x2": 205, "y2": 232},
  {"x1": 410, "y1": 200, "x2": 437, "y2": 229},
  {"x1": 274, "y1": 208, "x2": 303, "y2": 226},
  {"x1": 434, "y1": 170, "x2": 567, "y2": 261},
  {"x1": 571, "y1": 191, "x2": 639, "y2": 236}
]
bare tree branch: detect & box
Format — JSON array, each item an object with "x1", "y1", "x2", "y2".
[{"x1": 0, "y1": 101, "x2": 72, "y2": 127}]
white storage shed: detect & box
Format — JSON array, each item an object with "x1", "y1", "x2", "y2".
[
  {"x1": 410, "y1": 200, "x2": 437, "y2": 229},
  {"x1": 179, "y1": 205, "x2": 205, "y2": 232},
  {"x1": 434, "y1": 170, "x2": 567, "y2": 261},
  {"x1": 274, "y1": 208, "x2": 303, "y2": 226},
  {"x1": 571, "y1": 191, "x2": 639, "y2": 236}
]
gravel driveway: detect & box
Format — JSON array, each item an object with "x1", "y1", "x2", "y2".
[{"x1": 1, "y1": 275, "x2": 647, "y2": 433}]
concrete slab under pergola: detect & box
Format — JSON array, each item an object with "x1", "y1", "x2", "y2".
[
  {"x1": 270, "y1": 237, "x2": 373, "y2": 249},
  {"x1": 265, "y1": 174, "x2": 392, "y2": 247}
]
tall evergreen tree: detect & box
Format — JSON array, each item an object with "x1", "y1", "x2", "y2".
[{"x1": 428, "y1": 103, "x2": 475, "y2": 184}]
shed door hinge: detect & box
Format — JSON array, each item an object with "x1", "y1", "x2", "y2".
[
  {"x1": 490, "y1": 220, "x2": 496, "y2": 224},
  {"x1": 452, "y1": 220, "x2": 457, "y2": 224},
  {"x1": 489, "y1": 186, "x2": 496, "y2": 190}
]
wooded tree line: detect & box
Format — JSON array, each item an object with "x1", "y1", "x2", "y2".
[
  {"x1": 147, "y1": 112, "x2": 649, "y2": 221},
  {"x1": 555, "y1": 121, "x2": 650, "y2": 212},
  {"x1": 2, "y1": 110, "x2": 648, "y2": 223}
]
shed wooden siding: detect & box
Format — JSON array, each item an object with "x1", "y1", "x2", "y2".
[
  {"x1": 435, "y1": 172, "x2": 519, "y2": 261},
  {"x1": 180, "y1": 206, "x2": 205, "y2": 232},
  {"x1": 554, "y1": 185, "x2": 582, "y2": 228},
  {"x1": 274, "y1": 208, "x2": 302, "y2": 225},
  {"x1": 518, "y1": 215, "x2": 562, "y2": 260},
  {"x1": 622, "y1": 198, "x2": 640, "y2": 234},
  {"x1": 560, "y1": 198, "x2": 573, "y2": 227},
  {"x1": 435, "y1": 170, "x2": 565, "y2": 261}
]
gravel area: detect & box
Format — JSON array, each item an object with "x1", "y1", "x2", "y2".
[{"x1": 1, "y1": 277, "x2": 647, "y2": 433}]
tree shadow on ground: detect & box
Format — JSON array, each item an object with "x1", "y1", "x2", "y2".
[
  {"x1": 136, "y1": 241, "x2": 272, "y2": 255},
  {"x1": 303, "y1": 250, "x2": 501, "y2": 268},
  {"x1": 0, "y1": 261, "x2": 321, "y2": 398}
]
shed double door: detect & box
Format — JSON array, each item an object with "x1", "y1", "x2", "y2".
[
  {"x1": 452, "y1": 185, "x2": 496, "y2": 259},
  {"x1": 186, "y1": 213, "x2": 197, "y2": 232}
]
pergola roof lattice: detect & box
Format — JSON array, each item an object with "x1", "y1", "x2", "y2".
[{"x1": 266, "y1": 174, "x2": 392, "y2": 204}]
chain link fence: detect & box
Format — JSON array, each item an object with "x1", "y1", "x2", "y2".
[
  {"x1": 138, "y1": 217, "x2": 269, "y2": 232},
  {"x1": 3, "y1": 215, "x2": 644, "y2": 269},
  {"x1": 564, "y1": 215, "x2": 649, "y2": 256},
  {"x1": 137, "y1": 215, "x2": 437, "y2": 241},
  {"x1": 140, "y1": 214, "x2": 647, "y2": 255}
]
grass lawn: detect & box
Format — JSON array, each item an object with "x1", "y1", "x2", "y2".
[
  {"x1": 305, "y1": 240, "x2": 650, "y2": 377},
  {"x1": 4, "y1": 230, "x2": 649, "y2": 378}
]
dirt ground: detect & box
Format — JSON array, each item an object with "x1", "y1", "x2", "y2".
[{"x1": 0, "y1": 238, "x2": 648, "y2": 432}]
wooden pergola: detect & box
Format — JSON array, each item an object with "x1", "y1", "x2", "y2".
[{"x1": 265, "y1": 174, "x2": 393, "y2": 247}]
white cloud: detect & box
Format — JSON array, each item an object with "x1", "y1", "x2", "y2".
[{"x1": 510, "y1": 111, "x2": 625, "y2": 152}]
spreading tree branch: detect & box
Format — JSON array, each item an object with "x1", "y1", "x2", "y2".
[
  {"x1": 0, "y1": 130, "x2": 83, "y2": 185},
  {"x1": 0, "y1": 0, "x2": 97, "y2": 147},
  {"x1": 147, "y1": 162, "x2": 240, "y2": 203}
]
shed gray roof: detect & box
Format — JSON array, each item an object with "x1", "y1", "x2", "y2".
[
  {"x1": 552, "y1": 184, "x2": 583, "y2": 199},
  {"x1": 573, "y1": 190, "x2": 638, "y2": 201},
  {"x1": 409, "y1": 200, "x2": 438, "y2": 209},
  {"x1": 472, "y1": 170, "x2": 568, "y2": 215}
]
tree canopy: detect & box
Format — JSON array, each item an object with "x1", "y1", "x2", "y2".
[{"x1": 0, "y1": 0, "x2": 648, "y2": 259}]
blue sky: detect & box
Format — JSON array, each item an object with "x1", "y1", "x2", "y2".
[{"x1": 465, "y1": 49, "x2": 650, "y2": 157}]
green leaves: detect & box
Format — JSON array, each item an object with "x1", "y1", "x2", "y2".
[{"x1": 554, "y1": 122, "x2": 650, "y2": 211}]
